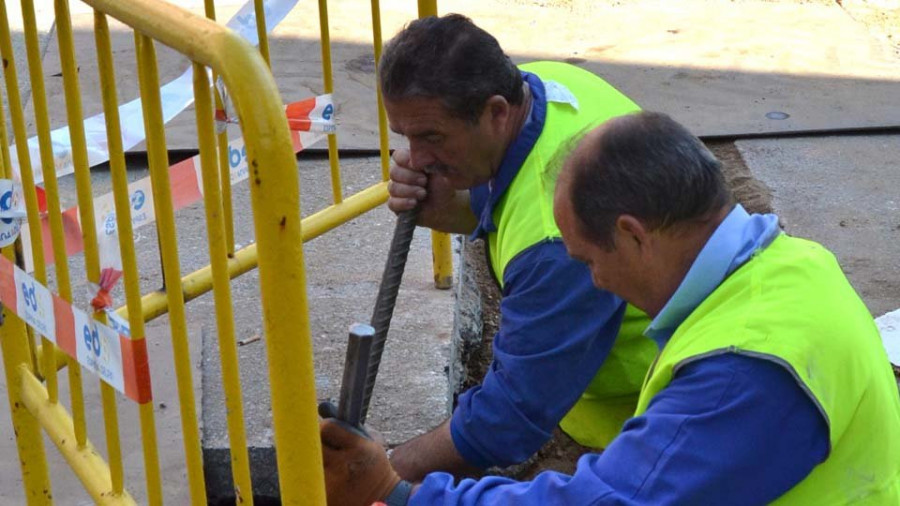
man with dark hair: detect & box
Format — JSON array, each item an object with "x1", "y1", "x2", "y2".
[
  {"x1": 376, "y1": 13, "x2": 658, "y2": 483},
  {"x1": 320, "y1": 111, "x2": 900, "y2": 505}
]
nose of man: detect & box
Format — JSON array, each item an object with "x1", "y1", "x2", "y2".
[{"x1": 408, "y1": 143, "x2": 437, "y2": 172}]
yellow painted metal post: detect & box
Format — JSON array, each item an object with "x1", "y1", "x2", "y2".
[
  {"x1": 317, "y1": 0, "x2": 344, "y2": 204},
  {"x1": 193, "y1": 62, "x2": 255, "y2": 505},
  {"x1": 125, "y1": 182, "x2": 389, "y2": 324},
  {"x1": 0, "y1": 89, "x2": 52, "y2": 504},
  {"x1": 18, "y1": 366, "x2": 138, "y2": 505},
  {"x1": 134, "y1": 32, "x2": 207, "y2": 505},
  {"x1": 0, "y1": 0, "x2": 45, "y2": 377},
  {"x1": 0, "y1": 310, "x2": 53, "y2": 504},
  {"x1": 54, "y1": 0, "x2": 101, "y2": 456},
  {"x1": 93, "y1": 12, "x2": 164, "y2": 504},
  {"x1": 431, "y1": 232, "x2": 453, "y2": 288},
  {"x1": 415, "y1": 0, "x2": 454, "y2": 289},
  {"x1": 370, "y1": 0, "x2": 390, "y2": 180},
  {"x1": 0, "y1": 14, "x2": 52, "y2": 501},
  {"x1": 202, "y1": 0, "x2": 236, "y2": 255},
  {"x1": 78, "y1": 2, "x2": 327, "y2": 501},
  {"x1": 254, "y1": 0, "x2": 271, "y2": 66},
  {"x1": 20, "y1": 0, "x2": 61, "y2": 415},
  {"x1": 418, "y1": 0, "x2": 438, "y2": 17}
]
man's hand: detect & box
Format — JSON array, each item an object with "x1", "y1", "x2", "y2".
[
  {"x1": 387, "y1": 149, "x2": 477, "y2": 234},
  {"x1": 321, "y1": 419, "x2": 401, "y2": 506}
]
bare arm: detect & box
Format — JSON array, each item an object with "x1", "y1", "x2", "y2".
[{"x1": 389, "y1": 419, "x2": 482, "y2": 482}]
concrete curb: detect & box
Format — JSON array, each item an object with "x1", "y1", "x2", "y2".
[{"x1": 447, "y1": 237, "x2": 483, "y2": 414}]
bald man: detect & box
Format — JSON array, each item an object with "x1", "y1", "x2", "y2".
[{"x1": 320, "y1": 112, "x2": 900, "y2": 505}]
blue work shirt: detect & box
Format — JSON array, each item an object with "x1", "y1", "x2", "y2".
[
  {"x1": 413, "y1": 206, "x2": 831, "y2": 505},
  {"x1": 450, "y1": 71, "x2": 630, "y2": 468}
]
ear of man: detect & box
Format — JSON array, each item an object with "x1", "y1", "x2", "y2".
[
  {"x1": 484, "y1": 95, "x2": 511, "y2": 129},
  {"x1": 615, "y1": 214, "x2": 652, "y2": 254}
]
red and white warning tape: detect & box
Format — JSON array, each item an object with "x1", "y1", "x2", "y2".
[
  {"x1": 0, "y1": 94, "x2": 333, "y2": 402},
  {"x1": 0, "y1": 253, "x2": 151, "y2": 403},
  {"x1": 7, "y1": 0, "x2": 301, "y2": 185},
  {"x1": 20, "y1": 94, "x2": 333, "y2": 274}
]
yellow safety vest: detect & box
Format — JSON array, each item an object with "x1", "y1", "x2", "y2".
[
  {"x1": 488, "y1": 61, "x2": 658, "y2": 448},
  {"x1": 635, "y1": 234, "x2": 900, "y2": 504}
]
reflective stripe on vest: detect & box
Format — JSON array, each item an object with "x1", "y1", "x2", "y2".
[
  {"x1": 635, "y1": 234, "x2": 900, "y2": 504},
  {"x1": 486, "y1": 61, "x2": 657, "y2": 448}
]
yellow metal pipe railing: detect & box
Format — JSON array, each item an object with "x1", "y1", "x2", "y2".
[
  {"x1": 0, "y1": 15, "x2": 51, "y2": 502},
  {"x1": 134, "y1": 31, "x2": 207, "y2": 504},
  {"x1": 22, "y1": 0, "x2": 77, "y2": 410},
  {"x1": 370, "y1": 0, "x2": 391, "y2": 180},
  {"x1": 94, "y1": 11, "x2": 164, "y2": 503},
  {"x1": 2, "y1": 0, "x2": 453, "y2": 502},
  {"x1": 418, "y1": 0, "x2": 438, "y2": 17},
  {"x1": 255, "y1": 0, "x2": 271, "y2": 67},
  {"x1": 0, "y1": 312, "x2": 51, "y2": 505},
  {"x1": 52, "y1": 0, "x2": 92, "y2": 450},
  {"x1": 120, "y1": 182, "x2": 389, "y2": 324},
  {"x1": 19, "y1": 366, "x2": 137, "y2": 505},
  {"x1": 204, "y1": 0, "x2": 237, "y2": 255},
  {"x1": 55, "y1": 0, "x2": 109, "y2": 454},
  {"x1": 193, "y1": 62, "x2": 255, "y2": 504},
  {"x1": 79, "y1": 0, "x2": 327, "y2": 500},
  {"x1": 317, "y1": 0, "x2": 344, "y2": 204},
  {"x1": 414, "y1": 0, "x2": 455, "y2": 289},
  {"x1": 0, "y1": 0, "x2": 45, "y2": 380}
]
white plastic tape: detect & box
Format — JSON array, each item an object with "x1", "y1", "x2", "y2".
[{"x1": 8, "y1": 0, "x2": 300, "y2": 184}]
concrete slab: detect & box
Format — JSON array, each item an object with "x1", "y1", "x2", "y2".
[
  {"x1": 30, "y1": 0, "x2": 900, "y2": 154},
  {"x1": 737, "y1": 134, "x2": 900, "y2": 317},
  {"x1": 199, "y1": 156, "x2": 452, "y2": 502}
]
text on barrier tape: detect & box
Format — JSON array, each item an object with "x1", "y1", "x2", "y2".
[
  {"x1": 21, "y1": 95, "x2": 333, "y2": 273},
  {"x1": 7, "y1": 0, "x2": 301, "y2": 186},
  {"x1": 0, "y1": 254, "x2": 151, "y2": 403}
]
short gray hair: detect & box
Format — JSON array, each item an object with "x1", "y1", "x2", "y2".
[{"x1": 566, "y1": 111, "x2": 732, "y2": 249}]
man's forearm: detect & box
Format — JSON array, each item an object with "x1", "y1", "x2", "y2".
[
  {"x1": 389, "y1": 420, "x2": 482, "y2": 482},
  {"x1": 421, "y1": 191, "x2": 478, "y2": 235}
]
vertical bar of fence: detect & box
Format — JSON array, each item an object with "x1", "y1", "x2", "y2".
[
  {"x1": 21, "y1": 0, "x2": 75, "y2": 413},
  {"x1": 134, "y1": 32, "x2": 207, "y2": 505},
  {"x1": 0, "y1": 324, "x2": 53, "y2": 505},
  {"x1": 414, "y1": 0, "x2": 454, "y2": 289},
  {"x1": 254, "y1": 0, "x2": 271, "y2": 67},
  {"x1": 203, "y1": 0, "x2": 236, "y2": 255},
  {"x1": 53, "y1": 0, "x2": 99, "y2": 458},
  {"x1": 0, "y1": 0, "x2": 45, "y2": 379},
  {"x1": 317, "y1": 0, "x2": 344, "y2": 204},
  {"x1": 370, "y1": 0, "x2": 390, "y2": 181},
  {"x1": 0, "y1": 41, "x2": 52, "y2": 506},
  {"x1": 93, "y1": 11, "x2": 165, "y2": 504},
  {"x1": 231, "y1": 64, "x2": 327, "y2": 506},
  {"x1": 193, "y1": 62, "x2": 255, "y2": 505}
]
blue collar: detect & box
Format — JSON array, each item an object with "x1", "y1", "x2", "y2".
[
  {"x1": 645, "y1": 205, "x2": 781, "y2": 348},
  {"x1": 469, "y1": 71, "x2": 547, "y2": 240}
]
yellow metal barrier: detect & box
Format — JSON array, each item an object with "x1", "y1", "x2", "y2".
[{"x1": 1, "y1": 0, "x2": 453, "y2": 503}]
